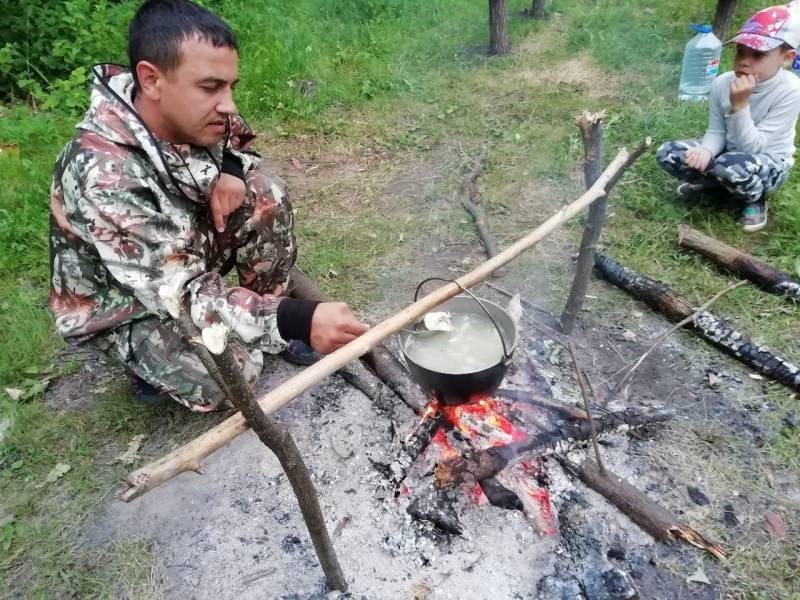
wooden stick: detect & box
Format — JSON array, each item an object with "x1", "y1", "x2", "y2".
[
  {"x1": 433, "y1": 409, "x2": 672, "y2": 489},
  {"x1": 460, "y1": 148, "x2": 501, "y2": 262},
  {"x1": 560, "y1": 111, "x2": 606, "y2": 334},
  {"x1": 605, "y1": 278, "x2": 748, "y2": 404},
  {"x1": 557, "y1": 457, "x2": 726, "y2": 559},
  {"x1": 567, "y1": 341, "x2": 606, "y2": 474},
  {"x1": 678, "y1": 225, "x2": 800, "y2": 301},
  {"x1": 289, "y1": 266, "x2": 425, "y2": 415},
  {"x1": 495, "y1": 388, "x2": 588, "y2": 421},
  {"x1": 120, "y1": 145, "x2": 638, "y2": 502},
  {"x1": 595, "y1": 254, "x2": 800, "y2": 391},
  {"x1": 179, "y1": 319, "x2": 347, "y2": 591}
]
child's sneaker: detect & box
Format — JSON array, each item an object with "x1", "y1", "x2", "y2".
[
  {"x1": 739, "y1": 200, "x2": 768, "y2": 232},
  {"x1": 676, "y1": 182, "x2": 706, "y2": 196}
]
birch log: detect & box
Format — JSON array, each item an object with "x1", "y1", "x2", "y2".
[{"x1": 594, "y1": 253, "x2": 800, "y2": 391}]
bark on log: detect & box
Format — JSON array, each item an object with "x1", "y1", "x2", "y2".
[
  {"x1": 595, "y1": 254, "x2": 800, "y2": 391},
  {"x1": 495, "y1": 388, "x2": 589, "y2": 421},
  {"x1": 120, "y1": 147, "x2": 639, "y2": 502},
  {"x1": 557, "y1": 457, "x2": 726, "y2": 559},
  {"x1": 489, "y1": 0, "x2": 510, "y2": 55},
  {"x1": 530, "y1": 0, "x2": 546, "y2": 19},
  {"x1": 561, "y1": 112, "x2": 606, "y2": 333},
  {"x1": 678, "y1": 225, "x2": 800, "y2": 301},
  {"x1": 180, "y1": 321, "x2": 347, "y2": 591},
  {"x1": 434, "y1": 409, "x2": 673, "y2": 489},
  {"x1": 713, "y1": 0, "x2": 740, "y2": 41},
  {"x1": 289, "y1": 267, "x2": 426, "y2": 415}
]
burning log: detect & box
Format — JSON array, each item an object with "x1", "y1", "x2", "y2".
[
  {"x1": 677, "y1": 225, "x2": 800, "y2": 301},
  {"x1": 595, "y1": 254, "x2": 800, "y2": 392},
  {"x1": 121, "y1": 146, "x2": 642, "y2": 502},
  {"x1": 434, "y1": 409, "x2": 673, "y2": 489},
  {"x1": 495, "y1": 388, "x2": 588, "y2": 421},
  {"x1": 289, "y1": 266, "x2": 426, "y2": 415},
  {"x1": 178, "y1": 318, "x2": 347, "y2": 591},
  {"x1": 389, "y1": 409, "x2": 446, "y2": 485},
  {"x1": 557, "y1": 457, "x2": 726, "y2": 559}
]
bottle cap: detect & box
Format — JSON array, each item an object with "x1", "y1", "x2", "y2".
[{"x1": 691, "y1": 24, "x2": 713, "y2": 34}]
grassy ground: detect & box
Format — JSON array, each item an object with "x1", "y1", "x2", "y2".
[{"x1": 1, "y1": 0, "x2": 798, "y2": 597}]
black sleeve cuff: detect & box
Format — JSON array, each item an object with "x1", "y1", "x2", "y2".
[
  {"x1": 276, "y1": 298, "x2": 319, "y2": 345},
  {"x1": 221, "y1": 151, "x2": 245, "y2": 181}
]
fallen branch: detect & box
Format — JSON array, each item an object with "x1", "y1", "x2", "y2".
[
  {"x1": 459, "y1": 148, "x2": 502, "y2": 264},
  {"x1": 595, "y1": 254, "x2": 800, "y2": 392},
  {"x1": 678, "y1": 225, "x2": 800, "y2": 301},
  {"x1": 605, "y1": 278, "x2": 748, "y2": 404},
  {"x1": 557, "y1": 457, "x2": 726, "y2": 559},
  {"x1": 434, "y1": 409, "x2": 672, "y2": 489},
  {"x1": 121, "y1": 145, "x2": 640, "y2": 502},
  {"x1": 178, "y1": 319, "x2": 347, "y2": 591}
]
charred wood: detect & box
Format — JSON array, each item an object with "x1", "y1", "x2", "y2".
[
  {"x1": 389, "y1": 411, "x2": 446, "y2": 486},
  {"x1": 678, "y1": 225, "x2": 800, "y2": 301},
  {"x1": 496, "y1": 388, "x2": 589, "y2": 421},
  {"x1": 434, "y1": 409, "x2": 673, "y2": 489},
  {"x1": 595, "y1": 254, "x2": 800, "y2": 391},
  {"x1": 557, "y1": 457, "x2": 726, "y2": 559},
  {"x1": 407, "y1": 488, "x2": 463, "y2": 535}
]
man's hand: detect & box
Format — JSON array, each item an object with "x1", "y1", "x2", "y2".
[
  {"x1": 210, "y1": 172, "x2": 247, "y2": 232},
  {"x1": 684, "y1": 147, "x2": 713, "y2": 172},
  {"x1": 309, "y1": 302, "x2": 369, "y2": 354},
  {"x1": 730, "y1": 74, "x2": 758, "y2": 114}
]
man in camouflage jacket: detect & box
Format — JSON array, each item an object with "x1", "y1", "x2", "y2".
[{"x1": 50, "y1": 0, "x2": 367, "y2": 411}]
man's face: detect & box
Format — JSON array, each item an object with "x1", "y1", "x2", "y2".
[
  {"x1": 733, "y1": 44, "x2": 795, "y2": 82},
  {"x1": 155, "y1": 37, "x2": 239, "y2": 147}
]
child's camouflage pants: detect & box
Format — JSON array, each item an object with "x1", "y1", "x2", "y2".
[
  {"x1": 92, "y1": 165, "x2": 295, "y2": 412},
  {"x1": 656, "y1": 139, "x2": 791, "y2": 204}
]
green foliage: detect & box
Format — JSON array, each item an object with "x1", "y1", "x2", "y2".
[{"x1": 0, "y1": 0, "x2": 132, "y2": 107}]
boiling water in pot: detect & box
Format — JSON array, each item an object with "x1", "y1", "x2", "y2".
[{"x1": 403, "y1": 312, "x2": 504, "y2": 375}]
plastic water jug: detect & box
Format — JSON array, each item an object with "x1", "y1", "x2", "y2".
[{"x1": 678, "y1": 24, "x2": 722, "y2": 101}]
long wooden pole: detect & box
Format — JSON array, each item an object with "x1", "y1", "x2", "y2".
[{"x1": 120, "y1": 146, "x2": 636, "y2": 502}]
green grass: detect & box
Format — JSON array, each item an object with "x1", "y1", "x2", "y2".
[{"x1": 1, "y1": 0, "x2": 799, "y2": 597}]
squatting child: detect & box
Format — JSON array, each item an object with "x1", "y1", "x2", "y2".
[{"x1": 657, "y1": 4, "x2": 800, "y2": 232}]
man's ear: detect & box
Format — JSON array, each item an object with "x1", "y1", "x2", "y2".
[
  {"x1": 783, "y1": 48, "x2": 797, "y2": 67},
  {"x1": 135, "y1": 60, "x2": 163, "y2": 101}
]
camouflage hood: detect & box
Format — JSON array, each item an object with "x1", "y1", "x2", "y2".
[{"x1": 50, "y1": 63, "x2": 290, "y2": 357}]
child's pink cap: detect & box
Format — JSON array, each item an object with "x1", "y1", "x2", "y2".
[{"x1": 726, "y1": 5, "x2": 800, "y2": 50}]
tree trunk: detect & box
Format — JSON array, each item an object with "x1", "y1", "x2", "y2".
[
  {"x1": 677, "y1": 225, "x2": 800, "y2": 300},
  {"x1": 713, "y1": 0, "x2": 740, "y2": 41},
  {"x1": 489, "y1": 0, "x2": 510, "y2": 55},
  {"x1": 594, "y1": 254, "x2": 800, "y2": 391},
  {"x1": 560, "y1": 112, "x2": 606, "y2": 334},
  {"x1": 531, "y1": 0, "x2": 546, "y2": 19}
]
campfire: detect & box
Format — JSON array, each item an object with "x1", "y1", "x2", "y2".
[{"x1": 397, "y1": 391, "x2": 558, "y2": 537}]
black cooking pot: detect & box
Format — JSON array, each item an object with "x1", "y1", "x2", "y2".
[{"x1": 398, "y1": 281, "x2": 518, "y2": 406}]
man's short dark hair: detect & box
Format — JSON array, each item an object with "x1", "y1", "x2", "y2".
[{"x1": 128, "y1": 0, "x2": 238, "y2": 89}]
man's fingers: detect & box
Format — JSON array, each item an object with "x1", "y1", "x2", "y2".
[{"x1": 210, "y1": 193, "x2": 226, "y2": 233}]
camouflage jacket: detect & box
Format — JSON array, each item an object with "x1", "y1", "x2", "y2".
[{"x1": 50, "y1": 64, "x2": 289, "y2": 354}]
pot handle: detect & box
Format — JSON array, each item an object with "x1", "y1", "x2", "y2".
[{"x1": 413, "y1": 277, "x2": 511, "y2": 362}]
